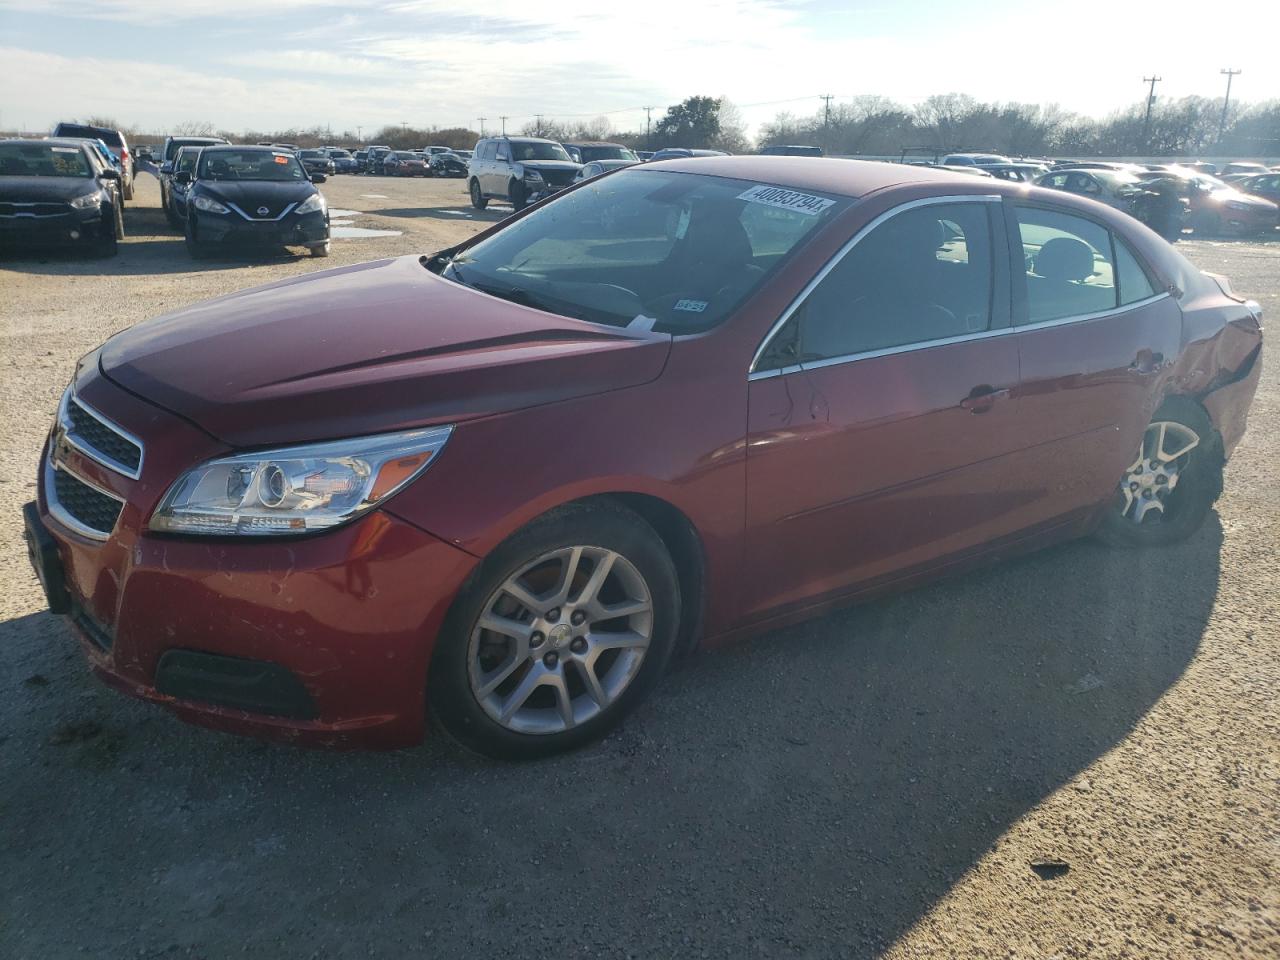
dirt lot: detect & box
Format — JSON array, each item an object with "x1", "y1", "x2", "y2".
[{"x1": 1, "y1": 172, "x2": 1276, "y2": 959}]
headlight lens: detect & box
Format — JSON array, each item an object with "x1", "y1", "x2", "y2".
[
  {"x1": 70, "y1": 192, "x2": 102, "y2": 210},
  {"x1": 193, "y1": 195, "x2": 230, "y2": 214},
  {"x1": 522, "y1": 168, "x2": 543, "y2": 180},
  {"x1": 150, "y1": 426, "x2": 453, "y2": 536},
  {"x1": 296, "y1": 193, "x2": 325, "y2": 215}
]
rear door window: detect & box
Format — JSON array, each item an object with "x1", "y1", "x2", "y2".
[{"x1": 1014, "y1": 206, "x2": 1116, "y2": 322}]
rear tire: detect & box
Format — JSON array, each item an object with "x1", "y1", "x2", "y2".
[
  {"x1": 1095, "y1": 398, "x2": 1221, "y2": 548},
  {"x1": 469, "y1": 179, "x2": 488, "y2": 210},
  {"x1": 428, "y1": 502, "x2": 680, "y2": 760}
]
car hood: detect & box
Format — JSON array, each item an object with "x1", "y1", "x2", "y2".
[
  {"x1": 99, "y1": 255, "x2": 672, "y2": 447},
  {"x1": 0, "y1": 176, "x2": 102, "y2": 201},
  {"x1": 517, "y1": 160, "x2": 581, "y2": 172},
  {"x1": 1209, "y1": 188, "x2": 1276, "y2": 209}
]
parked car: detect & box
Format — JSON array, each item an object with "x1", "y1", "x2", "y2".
[
  {"x1": 159, "y1": 136, "x2": 230, "y2": 215},
  {"x1": 562, "y1": 142, "x2": 639, "y2": 164},
  {"x1": 178, "y1": 145, "x2": 330, "y2": 258},
  {"x1": 941, "y1": 153, "x2": 1010, "y2": 166},
  {"x1": 1233, "y1": 172, "x2": 1280, "y2": 209},
  {"x1": 648, "y1": 148, "x2": 728, "y2": 161},
  {"x1": 163, "y1": 145, "x2": 202, "y2": 227},
  {"x1": 937, "y1": 164, "x2": 994, "y2": 177},
  {"x1": 573, "y1": 159, "x2": 638, "y2": 182},
  {"x1": 429, "y1": 151, "x2": 469, "y2": 178},
  {"x1": 636, "y1": 151, "x2": 655, "y2": 161},
  {"x1": 298, "y1": 150, "x2": 337, "y2": 177},
  {"x1": 468, "y1": 136, "x2": 581, "y2": 210},
  {"x1": 1035, "y1": 168, "x2": 1145, "y2": 212},
  {"x1": 982, "y1": 162, "x2": 1049, "y2": 183},
  {"x1": 0, "y1": 138, "x2": 124, "y2": 255},
  {"x1": 383, "y1": 151, "x2": 430, "y2": 177},
  {"x1": 452, "y1": 149, "x2": 473, "y2": 161},
  {"x1": 1133, "y1": 170, "x2": 1278, "y2": 237},
  {"x1": 23, "y1": 158, "x2": 1262, "y2": 758},
  {"x1": 365, "y1": 145, "x2": 392, "y2": 174},
  {"x1": 760, "y1": 145, "x2": 824, "y2": 157},
  {"x1": 353, "y1": 149, "x2": 370, "y2": 173},
  {"x1": 324, "y1": 148, "x2": 358, "y2": 174},
  {"x1": 52, "y1": 122, "x2": 135, "y2": 200},
  {"x1": 1218, "y1": 162, "x2": 1269, "y2": 178}
]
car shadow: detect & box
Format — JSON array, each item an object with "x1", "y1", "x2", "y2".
[
  {"x1": 0, "y1": 237, "x2": 301, "y2": 275},
  {"x1": 0, "y1": 518, "x2": 1223, "y2": 956}
]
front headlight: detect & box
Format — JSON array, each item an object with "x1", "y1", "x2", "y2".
[
  {"x1": 1225, "y1": 201, "x2": 1250, "y2": 212},
  {"x1": 296, "y1": 193, "x2": 325, "y2": 215},
  {"x1": 522, "y1": 168, "x2": 543, "y2": 181},
  {"x1": 70, "y1": 192, "x2": 102, "y2": 210},
  {"x1": 150, "y1": 426, "x2": 453, "y2": 536},
  {"x1": 193, "y1": 195, "x2": 230, "y2": 214}
]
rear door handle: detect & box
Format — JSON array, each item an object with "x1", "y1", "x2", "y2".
[{"x1": 960, "y1": 387, "x2": 1011, "y2": 413}]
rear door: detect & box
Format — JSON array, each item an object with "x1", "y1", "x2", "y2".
[
  {"x1": 1006, "y1": 201, "x2": 1181, "y2": 526},
  {"x1": 743, "y1": 196, "x2": 1027, "y2": 619}
]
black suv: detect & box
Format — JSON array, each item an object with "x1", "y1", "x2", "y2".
[
  {"x1": 467, "y1": 136, "x2": 581, "y2": 210},
  {"x1": 52, "y1": 122, "x2": 135, "y2": 200}
]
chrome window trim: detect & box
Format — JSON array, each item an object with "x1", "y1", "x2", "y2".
[
  {"x1": 226, "y1": 201, "x2": 299, "y2": 222},
  {"x1": 749, "y1": 290, "x2": 1171, "y2": 380},
  {"x1": 44, "y1": 456, "x2": 123, "y2": 542},
  {"x1": 59, "y1": 391, "x2": 145, "y2": 480},
  {"x1": 748, "y1": 194, "x2": 1003, "y2": 377}
]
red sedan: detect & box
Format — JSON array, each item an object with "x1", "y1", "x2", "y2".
[
  {"x1": 382, "y1": 151, "x2": 429, "y2": 177},
  {"x1": 25, "y1": 158, "x2": 1263, "y2": 758}
]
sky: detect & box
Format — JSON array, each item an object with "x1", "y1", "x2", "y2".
[{"x1": 0, "y1": 0, "x2": 1275, "y2": 138}]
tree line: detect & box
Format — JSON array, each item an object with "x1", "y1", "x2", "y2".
[{"x1": 60, "y1": 92, "x2": 1280, "y2": 158}]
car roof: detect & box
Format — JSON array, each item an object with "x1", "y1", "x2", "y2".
[
  {"x1": 566, "y1": 140, "x2": 627, "y2": 147},
  {"x1": 649, "y1": 156, "x2": 1024, "y2": 198}
]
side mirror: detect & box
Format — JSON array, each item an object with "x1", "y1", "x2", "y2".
[
  {"x1": 174, "y1": 171, "x2": 192, "y2": 185},
  {"x1": 311, "y1": 173, "x2": 327, "y2": 184},
  {"x1": 159, "y1": 162, "x2": 174, "y2": 175},
  {"x1": 100, "y1": 168, "x2": 121, "y2": 180}
]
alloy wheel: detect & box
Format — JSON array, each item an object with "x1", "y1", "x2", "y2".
[
  {"x1": 1118, "y1": 420, "x2": 1200, "y2": 524},
  {"x1": 467, "y1": 545, "x2": 654, "y2": 735}
]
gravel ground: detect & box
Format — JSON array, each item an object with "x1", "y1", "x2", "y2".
[{"x1": 1, "y1": 173, "x2": 1276, "y2": 960}]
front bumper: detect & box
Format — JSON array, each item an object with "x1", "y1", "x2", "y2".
[
  {"x1": 193, "y1": 208, "x2": 328, "y2": 247},
  {"x1": 0, "y1": 209, "x2": 107, "y2": 246},
  {"x1": 30, "y1": 367, "x2": 479, "y2": 748}
]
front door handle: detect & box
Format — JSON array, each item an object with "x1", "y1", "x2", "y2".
[{"x1": 960, "y1": 386, "x2": 1011, "y2": 414}]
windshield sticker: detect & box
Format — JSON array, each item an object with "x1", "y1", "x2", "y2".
[
  {"x1": 51, "y1": 147, "x2": 79, "y2": 153},
  {"x1": 737, "y1": 184, "x2": 835, "y2": 216},
  {"x1": 674, "y1": 299, "x2": 708, "y2": 313}
]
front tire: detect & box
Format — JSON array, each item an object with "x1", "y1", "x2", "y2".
[
  {"x1": 309, "y1": 240, "x2": 331, "y2": 258},
  {"x1": 95, "y1": 203, "x2": 122, "y2": 257},
  {"x1": 1096, "y1": 398, "x2": 1221, "y2": 548},
  {"x1": 428, "y1": 502, "x2": 680, "y2": 760},
  {"x1": 184, "y1": 221, "x2": 206, "y2": 260},
  {"x1": 469, "y1": 178, "x2": 488, "y2": 210},
  {"x1": 509, "y1": 179, "x2": 528, "y2": 211}
]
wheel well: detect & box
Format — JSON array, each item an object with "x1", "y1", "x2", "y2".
[{"x1": 586, "y1": 493, "x2": 706, "y2": 658}]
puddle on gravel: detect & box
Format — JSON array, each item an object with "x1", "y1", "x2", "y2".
[{"x1": 332, "y1": 225, "x2": 402, "y2": 238}]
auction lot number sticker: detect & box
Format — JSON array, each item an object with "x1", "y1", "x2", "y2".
[{"x1": 737, "y1": 184, "x2": 835, "y2": 216}]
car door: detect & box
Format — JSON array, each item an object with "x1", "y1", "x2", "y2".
[
  {"x1": 1006, "y1": 200, "x2": 1181, "y2": 527},
  {"x1": 490, "y1": 140, "x2": 512, "y2": 195},
  {"x1": 743, "y1": 196, "x2": 1027, "y2": 620}
]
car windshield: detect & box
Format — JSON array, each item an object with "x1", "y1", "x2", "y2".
[
  {"x1": 0, "y1": 142, "x2": 92, "y2": 178},
  {"x1": 394, "y1": 152, "x2": 418, "y2": 160},
  {"x1": 510, "y1": 141, "x2": 572, "y2": 162},
  {"x1": 437, "y1": 169, "x2": 847, "y2": 333},
  {"x1": 579, "y1": 145, "x2": 638, "y2": 162},
  {"x1": 300, "y1": 150, "x2": 323, "y2": 158},
  {"x1": 330, "y1": 150, "x2": 350, "y2": 158},
  {"x1": 197, "y1": 150, "x2": 307, "y2": 182}
]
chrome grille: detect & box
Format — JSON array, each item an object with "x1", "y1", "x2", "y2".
[
  {"x1": 0, "y1": 201, "x2": 71, "y2": 218},
  {"x1": 63, "y1": 396, "x2": 143, "y2": 478}
]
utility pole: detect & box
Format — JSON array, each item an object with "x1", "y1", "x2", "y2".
[
  {"x1": 820, "y1": 94, "x2": 834, "y2": 149},
  {"x1": 535, "y1": 114, "x2": 543, "y2": 137},
  {"x1": 643, "y1": 106, "x2": 654, "y2": 149},
  {"x1": 477, "y1": 117, "x2": 486, "y2": 136},
  {"x1": 1141, "y1": 75, "x2": 1161, "y2": 151},
  {"x1": 1218, "y1": 68, "x2": 1241, "y2": 145},
  {"x1": 499, "y1": 115, "x2": 509, "y2": 135},
  {"x1": 356, "y1": 125, "x2": 362, "y2": 142}
]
